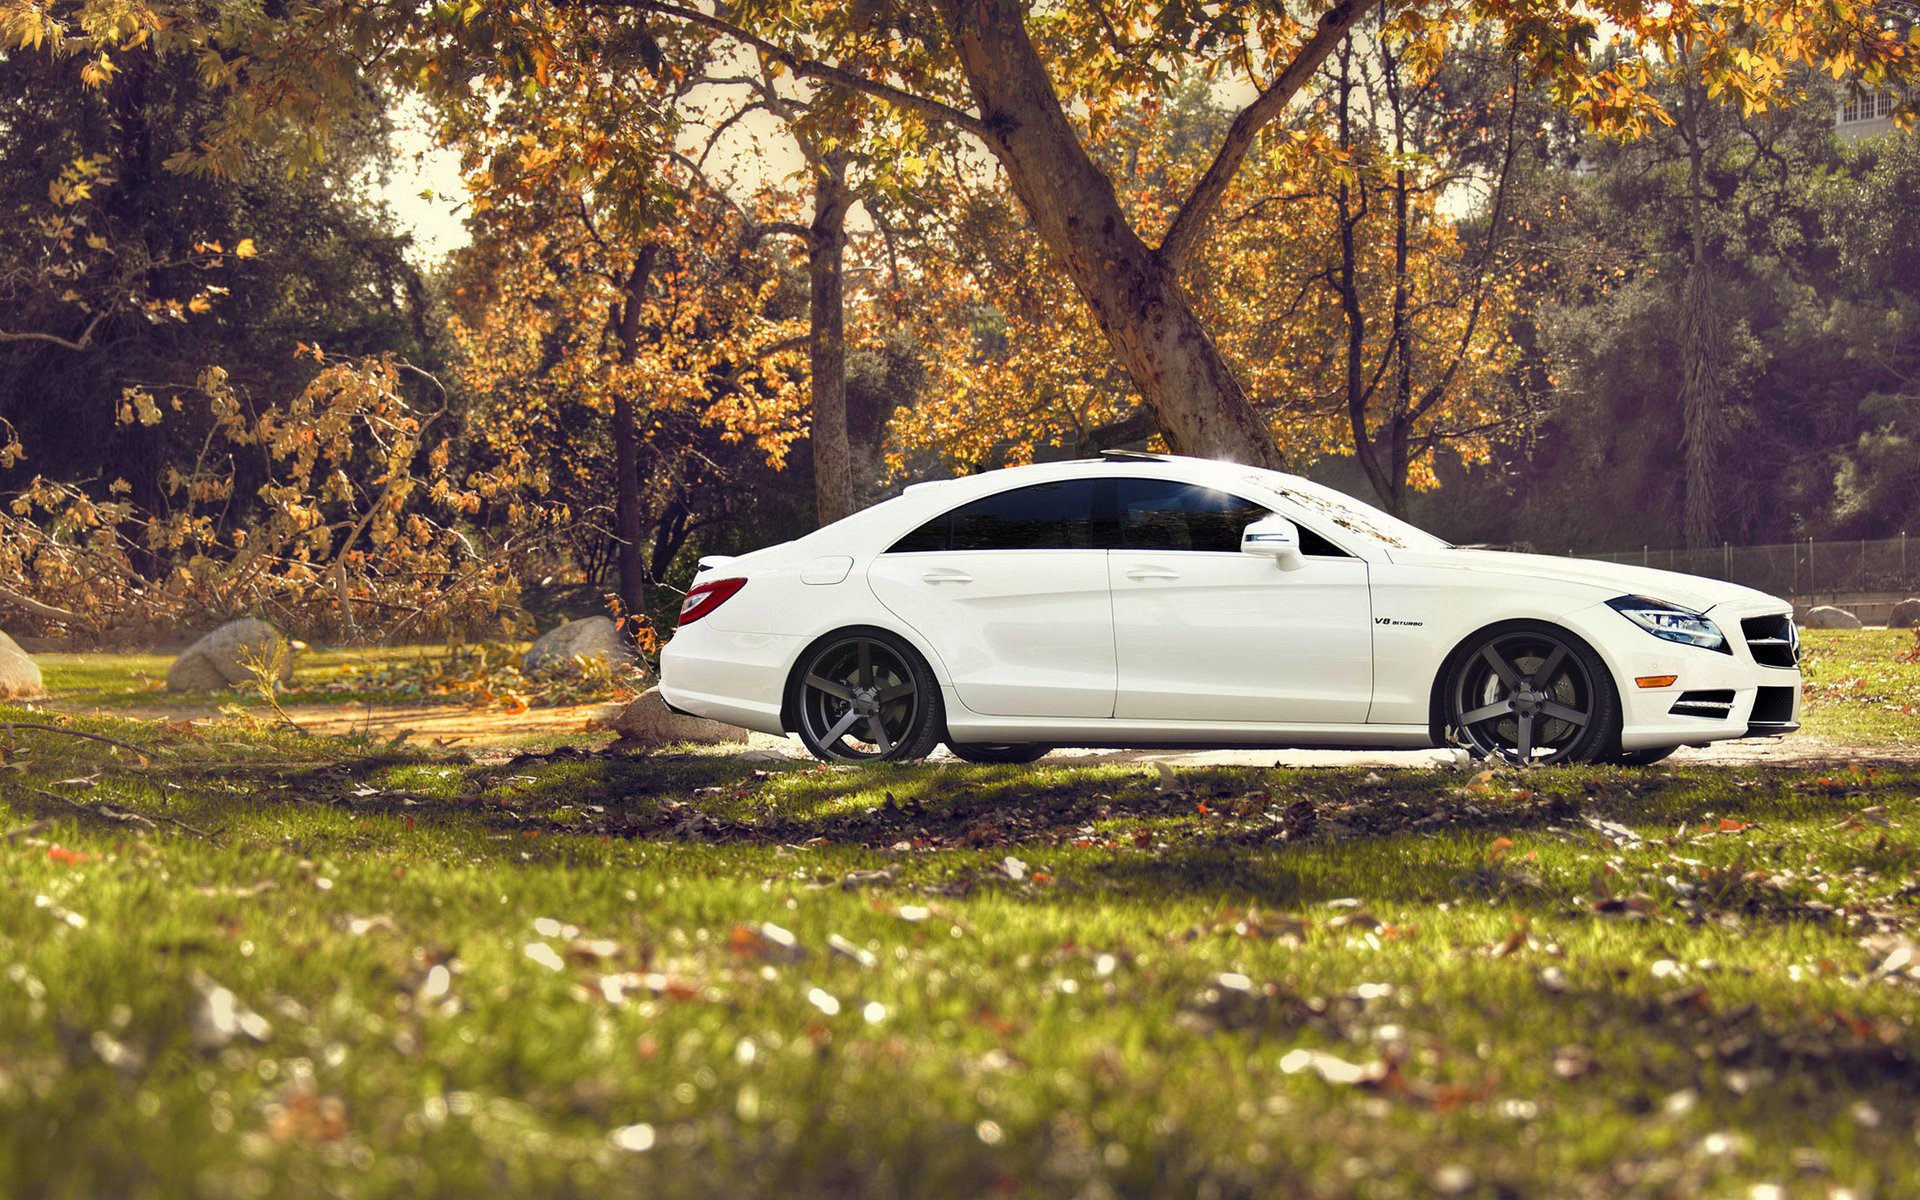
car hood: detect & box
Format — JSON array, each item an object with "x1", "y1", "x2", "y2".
[{"x1": 1384, "y1": 547, "x2": 1787, "y2": 614}]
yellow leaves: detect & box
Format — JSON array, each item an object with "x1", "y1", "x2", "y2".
[
  {"x1": 77, "y1": 55, "x2": 115, "y2": 88},
  {"x1": 118, "y1": 391, "x2": 164, "y2": 427},
  {"x1": 234, "y1": 238, "x2": 256, "y2": 259}
]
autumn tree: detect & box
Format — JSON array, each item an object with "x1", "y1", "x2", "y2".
[
  {"x1": 686, "y1": 69, "x2": 869, "y2": 526},
  {"x1": 1309, "y1": 24, "x2": 1526, "y2": 513},
  {"x1": 0, "y1": 37, "x2": 431, "y2": 506},
  {"x1": 616, "y1": 0, "x2": 1918, "y2": 473},
  {"x1": 881, "y1": 64, "x2": 1522, "y2": 508},
  {"x1": 435, "y1": 8, "x2": 811, "y2": 622}
]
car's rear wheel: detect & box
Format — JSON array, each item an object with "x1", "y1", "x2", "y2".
[
  {"x1": 792, "y1": 630, "x2": 943, "y2": 763},
  {"x1": 945, "y1": 742, "x2": 1050, "y2": 765},
  {"x1": 1444, "y1": 624, "x2": 1619, "y2": 765}
]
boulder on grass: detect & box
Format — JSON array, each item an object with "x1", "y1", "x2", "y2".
[
  {"x1": 522, "y1": 616, "x2": 633, "y2": 674},
  {"x1": 1800, "y1": 605, "x2": 1863, "y2": 630},
  {"x1": 167, "y1": 619, "x2": 293, "y2": 692},
  {"x1": 609, "y1": 687, "x2": 740, "y2": 747},
  {"x1": 0, "y1": 630, "x2": 44, "y2": 699},
  {"x1": 1890, "y1": 598, "x2": 1920, "y2": 630}
]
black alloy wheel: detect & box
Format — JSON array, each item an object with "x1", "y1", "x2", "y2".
[
  {"x1": 793, "y1": 630, "x2": 943, "y2": 763},
  {"x1": 1446, "y1": 624, "x2": 1619, "y2": 765}
]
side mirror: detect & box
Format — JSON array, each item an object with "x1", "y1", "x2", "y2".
[{"x1": 1242, "y1": 514, "x2": 1306, "y2": 570}]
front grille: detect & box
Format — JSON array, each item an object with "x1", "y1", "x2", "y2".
[
  {"x1": 1670, "y1": 689, "x2": 1736, "y2": 718},
  {"x1": 1740, "y1": 614, "x2": 1798, "y2": 668},
  {"x1": 1751, "y1": 686, "x2": 1797, "y2": 727}
]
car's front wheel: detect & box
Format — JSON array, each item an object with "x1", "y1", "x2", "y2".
[
  {"x1": 791, "y1": 629, "x2": 944, "y2": 763},
  {"x1": 945, "y1": 742, "x2": 1050, "y2": 765},
  {"x1": 1443, "y1": 623, "x2": 1619, "y2": 765}
]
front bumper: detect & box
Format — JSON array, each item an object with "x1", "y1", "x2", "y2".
[{"x1": 1603, "y1": 603, "x2": 1801, "y2": 751}]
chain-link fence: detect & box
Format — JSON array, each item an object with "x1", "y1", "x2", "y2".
[{"x1": 1578, "y1": 536, "x2": 1919, "y2": 599}]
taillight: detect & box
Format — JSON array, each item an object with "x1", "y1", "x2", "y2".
[{"x1": 678, "y1": 577, "x2": 746, "y2": 626}]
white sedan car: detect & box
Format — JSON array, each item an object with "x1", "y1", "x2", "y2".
[{"x1": 659, "y1": 453, "x2": 1800, "y2": 765}]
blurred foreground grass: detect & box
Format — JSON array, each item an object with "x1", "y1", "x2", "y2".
[{"x1": 1, "y1": 706, "x2": 1917, "y2": 1198}]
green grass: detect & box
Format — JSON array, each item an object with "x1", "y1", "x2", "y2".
[
  {"x1": 36, "y1": 643, "x2": 641, "y2": 715},
  {"x1": 2, "y1": 709, "x2": 1917, "y2": 1198},
  {"x1": 1799, "y1": 628, "x2": 1920, "y2": 747}
]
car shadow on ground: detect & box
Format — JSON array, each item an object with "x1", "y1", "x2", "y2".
[{"x1": 152, "y1": 746, "x2": 1910, "y2": 879}]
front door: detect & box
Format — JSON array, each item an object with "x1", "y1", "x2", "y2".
[
  {"x1": 1107, "y1": 479, "x2": 1373, "y2": 723},
  {"x1": 866, "y1": 478, "x2": 1116, "y2": 718}
]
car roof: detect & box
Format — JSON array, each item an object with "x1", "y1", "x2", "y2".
[
  {"x1": 780, "y1": 452, "x2": 1409, "y2": 564},
  {"x1": 899, "y1": 453, "x2": 1314, "y2": 500}
]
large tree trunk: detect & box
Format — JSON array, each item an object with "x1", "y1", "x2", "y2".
[
  {"x1": 1677, "y1": 257, "x2": 1724, "y2": 548},
  {"x1": 1676, "y1": 69, "x2": 1724, "y2": 549},
  {"x1": 610, "y1": 245, "x2": 661, "y2": 624},
  {"x1": 809, "y1": 159, "x2": 855, "y2": 525},
  {"x1": 936, "y1": 0, "x2": 1287, "y2": 468}
]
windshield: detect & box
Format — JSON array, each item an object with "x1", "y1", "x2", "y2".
[{"x1": 1240, "y1": 471, "x2": 1451, "y2": 551}]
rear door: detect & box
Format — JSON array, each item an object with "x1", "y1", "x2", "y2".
[
  {"x1": 866, "y1": 478, "x2": 1117, "y2": 718},
  {"x1": 1107, "y1": 478, "x2": 1373, "y2": 723}
]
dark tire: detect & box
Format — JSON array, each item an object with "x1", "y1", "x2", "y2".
[
  {"x1": 1442, "y1": 622, "x2": 1620, "y2": 765},
  {"x1": 945, "y1": 742, "x2": 1050, "y2": 765},
  {"x1": 791, "y1": 629, "x2": 943, "y2": 763},
  {"x1": 1609, "y1": 745, "x2": 1678, "y2": 766}
]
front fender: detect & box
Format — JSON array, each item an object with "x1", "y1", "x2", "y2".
[{"x1": 1366, "y1": 567, "x2": 1627, "y2": 726}]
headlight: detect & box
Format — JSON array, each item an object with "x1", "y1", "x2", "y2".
[{"x1": 1607, "y1": 595, "x2": 1731, "y2": 653}]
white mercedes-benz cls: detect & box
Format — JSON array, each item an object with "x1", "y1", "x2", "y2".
[{"x1": 659, "y1": 453, "x2": 1801, "y2": 765}]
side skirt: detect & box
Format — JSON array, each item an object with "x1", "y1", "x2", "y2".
[{"x1": 942, "y1": 713, "x2": 1436, "y2": 751}]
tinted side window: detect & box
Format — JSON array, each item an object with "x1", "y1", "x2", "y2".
[
  {"x1": 887, "y1": 481, "x2": 1111, "y2": 552},
  {"x1": 1118, "y1": 480, "x2": 1269, "y2": 553},
  {"x1": 890, "y1": 513, "x2": 950, "y2": 552},
  {"x1": 1294, "y1": 524, "x2": 1349, "y2": 558},
  {"x1": 949, "y1": 480, "x2": 1109, "y2": 550}
]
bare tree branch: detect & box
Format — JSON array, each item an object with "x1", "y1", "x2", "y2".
[
  {"x1": 0, "y1": 585, "x2": 94, "y2": 630},
  {"x1": 1158, "y1": 0, "x2": 1383, "y2": 269},
  {"x1": 1407, "y1": 58, "x2": 1524, "y2": 424},
  {"x1": 0, "y1": 311, "x2": 110, "y2": 352},
  {"x1": 615, "y1": 0, "x2": 990, "y2": 139}
]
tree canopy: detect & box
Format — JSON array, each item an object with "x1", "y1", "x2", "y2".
[{"x1": 1, "y1": 0, "x2": 1917, "y2": 638}]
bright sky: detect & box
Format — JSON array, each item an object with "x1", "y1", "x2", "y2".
[
  {"x1": 379, "y1": 112, "x2": 472, "y2": 266},
  {"x1": 376, "y1": 81, "x2": 812, "y2": 268}
]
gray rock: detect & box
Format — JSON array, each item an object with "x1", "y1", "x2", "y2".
[
  {"x1": 522, "y1": 616, "x2": 633, "y2": 674},
  {"x1": 1889, "y1": 598, "x2": 1920, "y2": 630},
  {"x1": 1800, "y1": 605, "x2": 1863, "y2": 630},
  {"x1": 0, "y1": 629, "x2": 44, "y2": 699},
  {"x1": 609, "y1": 687, "x2": 741, "y2": 747},
  {"x1": 167, "y1": 619, "x2": 293, "y2": 692}
]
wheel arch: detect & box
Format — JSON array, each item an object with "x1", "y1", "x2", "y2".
[
  {"x1": 1424, "y1": 616, "x2": 1623, "y2": 748},
  {"x1": 778, "y1": 621, "x2": 949, "y2": 736}
]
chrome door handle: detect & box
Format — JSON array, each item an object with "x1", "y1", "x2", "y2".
[
  {"x1": 921, "y1": 568, "x2": 973, "y2": 583},
  {"x1": 1125, "y1": 566, "x2": 1180, "y2": 581}
]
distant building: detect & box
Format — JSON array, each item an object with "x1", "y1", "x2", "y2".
[
  {"x1": 1837, "y1": 88, "x2": 1903, "y2": 141},
  {"x1": 1836, "y1": 3, "x2": 1916, "y2": 140}
]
